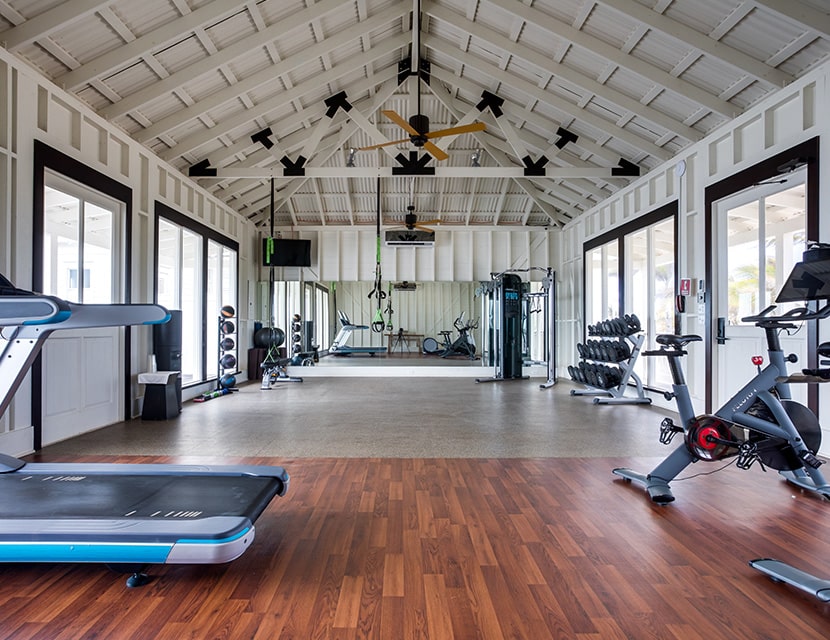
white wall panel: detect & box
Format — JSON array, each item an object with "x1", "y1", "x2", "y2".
[
  {"x1": 0, "y1": 47, "x2": 258, "y2": 454},
  {"x1": 561, "y1": 60, "x2": 830, "y2": 441}
]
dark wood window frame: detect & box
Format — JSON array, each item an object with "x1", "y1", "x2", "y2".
[
  {"x1": 703, "y1": 136, "x2": 819, "y2": 412},
  {"x1": 31, "y1": 140, "x2": 133, "y2": 449}
]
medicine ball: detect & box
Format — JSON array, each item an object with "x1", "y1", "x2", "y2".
[
  {"x1": 219, "y1": 373, "x2": 236, "y2": 389},
  {"x1": 254, "y1": 326, "x2": 285, "y2": 348},
  {"x1": 220, "y1": 353, "x2": 237, "y2": 369},
  {"x1": 221, "y1": 305, "x2": 235, "y2": 318},
  {"x1": 220, "y1": 337, "x2": 235, "y2": 351},
  {"x1": 220, "y1": 320, "x2": 235, "y2": 335}
]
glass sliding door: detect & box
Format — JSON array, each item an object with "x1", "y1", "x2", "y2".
[
  {"x1": 625, "y1": 217, "x2": 675, "y2": 389},
  {"x1": 713, "y1": 175, "x2": 807, "y2": 407},
  {"x1": 583, "y1": 204, "x2": 677, "y2": 393},
  {"x1": 585, "y1": 240, "x2": 619, "y2": 327},
  {"x1": 41, "y1": 173, "x2": 124, "y2": 444},
  {"x1": 156, "y1": 206, "x2": 237, "y2": 387},
  {"x1": 207, "y1": 240, "x2": 237, "y2": 379},
  {"x1": 156, "y1": 218, "x2": 203, "y2": 386}
]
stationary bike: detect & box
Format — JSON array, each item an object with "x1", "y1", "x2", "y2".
[
  {"x1": 423, "y1": 312, "x2": 479, "y2": 360},
  {"x1": 614, "y1": 302, "x2": 830, "y2": 504}
]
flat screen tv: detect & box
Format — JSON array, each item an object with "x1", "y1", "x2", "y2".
[{"x1": 262, "y1": 238, "x2": 311, "y2": 267}]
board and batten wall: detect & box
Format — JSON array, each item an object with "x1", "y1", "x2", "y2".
[
  {"x1": 0, "y1": 47, "x2": 258, "y2": 455},
  {"x1": 560, "y1": 59, "x2": 830, "y2": 444}
]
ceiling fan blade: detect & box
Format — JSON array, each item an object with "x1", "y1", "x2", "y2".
[
  {"x1": 413, "y1": 223, "x2": 436, "y2": 233},
  {"x1": 359, "y1": 138, "x2": 412, "y2": 151},
  {"x1": 382, "y1": 110, "x2": 420, "y2": 136},
  {"x1": 418, "y1": 219, "x2": 441, "y2": 226},
  {"x1": 425, "y1": 122, "x2": 486, "y2": 139},
  {"x1": 423, "y1": 140, "x2": 448, "y2": 161}
]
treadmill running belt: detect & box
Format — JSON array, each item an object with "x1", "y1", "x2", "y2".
[{"x1": 0, "y1": 474, "x2": 283, "y2": 521}]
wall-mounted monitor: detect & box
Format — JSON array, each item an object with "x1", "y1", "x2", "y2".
[{"x1": 262, "y1": 238, "x2": 311, "y2": 267}]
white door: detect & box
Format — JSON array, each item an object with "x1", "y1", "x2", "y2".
[
  {"x1": 712, "y1": 171, "x2": 807, "y2": 409},
  {"x1": 41, "y1": 174, "x2": 123, "y2": 445}
]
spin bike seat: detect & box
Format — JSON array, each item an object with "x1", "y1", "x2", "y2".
[{"x1": 655, "y1": 334, "x2": 702, "y2": 348}]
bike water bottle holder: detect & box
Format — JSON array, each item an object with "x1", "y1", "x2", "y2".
[{"x1": 659, "y1": 417, "x2": 682, "y2": 445}]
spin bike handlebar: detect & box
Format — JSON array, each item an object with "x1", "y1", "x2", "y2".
[{"x1": 740, "y1": 301, "x2": 830, "y2": 328}]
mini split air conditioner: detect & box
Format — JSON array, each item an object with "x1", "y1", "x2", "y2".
[{"x1": 384, "y1": 229, "x2": 435, "y2": 246}]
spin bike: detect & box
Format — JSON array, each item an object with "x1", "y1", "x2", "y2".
[
  {"x1": 422, "y1": 312, "x2": 479, "y2": 360},
  {"x1": 613, "y1": 302, "x2": 830, "y2": 506}
]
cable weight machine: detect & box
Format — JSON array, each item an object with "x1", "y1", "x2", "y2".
[{"x1": 475, "y1": 268, "x2": 556, "y2": 389}]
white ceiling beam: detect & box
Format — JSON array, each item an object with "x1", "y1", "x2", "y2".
[
  {"x1": 425, "y1": 1, "x2": 702, "y2": 143},
  {"x1": 0, "y1": 0, "x2": 108, "y2": 50},
  {"x1": 429, "y1": 66, "x2": 624, "y2": 167},
  {"x1": 488, "y1": 0, "x2": 737, "y2": 118},
  {"x1": 155, "y1": 33, "x2": 409, "y2": 160},
  {"x1": 192, "y1": 68, "x2": 399, "y2": 173},
  {"x1": 192, "y1": 166, "x2": 637, "y2": 179},
  {"x1": 60, "y1": 0, "x2": 341, "y2": 91},
  {"x1": 598, "y1": 0, "x2": 793, "y2": 87},
  {"x1": 106, "y1": 2, "x2": 407, "y2": 124},
  {"x1": 426, "y1": 36, "x2": 672, "y2": 162},
  {"x1": 428, "y1": 79, "x2": 573, "y2": 225},
  {"x1": 212, "y1": 76, "x2": 402, "y2": 208},
  {"x1": 751, "y1": 0, "x2": 830, "y2": 41}
]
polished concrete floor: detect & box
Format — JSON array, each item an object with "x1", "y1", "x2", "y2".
[{"x1": 39, "y1": 377, "x2": 673, "y2": 459}]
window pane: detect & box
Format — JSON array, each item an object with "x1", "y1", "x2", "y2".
[
  {"x1": 605, "y1": 242, "x2": 619, "y2": 319},
  {"x1": 82, "y1": 202, "x2": 113, "y2": 304},
  {"x1": 43, "y1": 186, "x2": 80, "y2": 301},
  {"x1": 765, "y1": 185, "x2": 806, "y2": 312},
  {"x1": 181, "y1": 229, "x2": 202, "y2": 385},
  {"x1": 586, "y1": 247, "x2": 603, "y2": 326},
  {"x1": 651, "y1": 219, "x2": 675, "y2": 389},
  {"x1": 726, "y1": 202, "x2": 760, "y2": 325},
  {"x1": 156, "y1": 219, "x2": 180, "y2": 310}
]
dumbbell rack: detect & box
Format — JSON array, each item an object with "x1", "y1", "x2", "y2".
[{"x1": 569, "y1": 317, "x2": 651, "y2": 405}]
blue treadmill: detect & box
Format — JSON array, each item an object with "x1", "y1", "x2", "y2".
[{"x1": 0, "y1": 274, "x2": 288, "y2": 585}]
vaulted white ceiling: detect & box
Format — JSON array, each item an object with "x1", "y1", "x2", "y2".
[{"x1": 1, "y1": 0, "x2": 828, "y2": 230}]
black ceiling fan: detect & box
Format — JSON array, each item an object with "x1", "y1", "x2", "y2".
[
  {"x1": 359, "y1": 0, "x2": 485, "y2": 161},
  {"x1": 385, "y1": 178, "x2": 440, "y2": 232}
]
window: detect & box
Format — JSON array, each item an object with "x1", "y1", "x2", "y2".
[
  {"x1": 584, "y1": 203, "x2": 677, "y2": 391},
  {"x1": 42, "y1": 174, "x2": 122, "y2": 304},
  {"x1": 625, "y1": 217, "x2": 675, "y2": 389},
  {"x1": 585, "y1": 240, "x2": 619, "y2": 326},
  {"x1": 155, "y1": 204, "x2": 238, "y2": 387}
]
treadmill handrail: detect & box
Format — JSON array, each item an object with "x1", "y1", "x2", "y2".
[{"x1": 0, "y1": 296, "x2": 169, "y2": 328}]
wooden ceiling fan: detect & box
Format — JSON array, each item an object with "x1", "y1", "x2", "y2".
[
  {"x1": 359, "y1": 0, "x2": 484, "y2": 161},
  {"x1": 361, "y1": 111, "x2": 485, "y2": 161}
]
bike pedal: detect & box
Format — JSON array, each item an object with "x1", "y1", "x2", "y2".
[
  {"x1": 736, "y1": 442, "x2": 760, "y2": 470},
  {"x1": 799, "y1": 450, "x2": 824, "y2": 469},
  {"x1": 659, "y1": 417, "x2": 682, "y2": 445}
]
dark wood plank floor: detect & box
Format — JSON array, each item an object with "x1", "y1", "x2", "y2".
[{"x1": 1, "y1": 454, "x2": 829, "y2": 639}]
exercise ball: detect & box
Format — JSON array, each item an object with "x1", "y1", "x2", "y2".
[
  {"x1": 220, "y1": 320, "x2": 235, "y2": 335},
  {"x1": 219, "y1": 373, "x2": 236, "y2": 389},
  {"x1": 291, "y1": 355, "x2": 302, "y2": 365},
  {"x1": 221, "y1": 305, "x2": 235, "y2": 318},
  {"x1": 220, "y1": 337, "x2": 235, "y2": 351},
  {"x1": 254, "y1": 327, "x2": 285, "y2": 348},
  {"x1": 220, "y1": 353, "x2": 237, "y2": 369}
]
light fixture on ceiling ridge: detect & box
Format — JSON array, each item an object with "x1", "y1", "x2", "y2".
[
  {"x1": 346, "y1": 147, "x2": 357, "y2": 167},
  {"x1": 471, "y1": 149, "x2": 481, "y2": 167}
]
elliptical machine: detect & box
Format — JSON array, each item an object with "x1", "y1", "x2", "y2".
[{"x1": 422, "y1": 312, "x2": 479, "y2": 360}]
